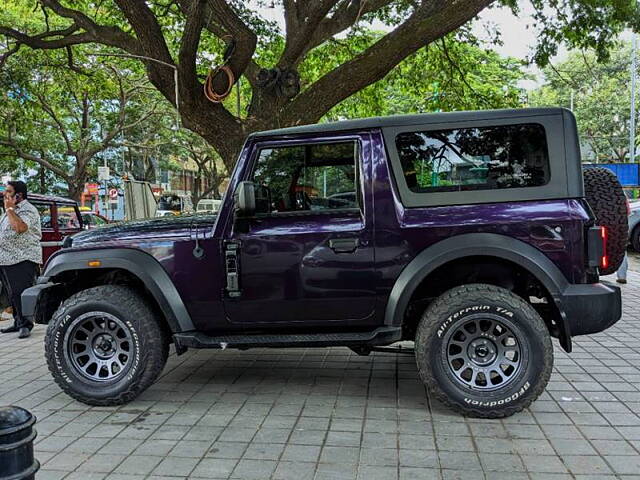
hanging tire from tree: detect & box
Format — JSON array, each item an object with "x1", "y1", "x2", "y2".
[{"x1": 583, "y1": 167, "x2": 628, "y2": 275}]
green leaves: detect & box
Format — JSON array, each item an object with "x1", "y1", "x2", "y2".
[
  {"x1": 304, "y1": 33, "x2": 529, "y2": 121},
  {"x1": 524, "y1": 0, "x2": 639, "y2": 66},
  {"x1": 530, "y1": 42, "x2": 633, "y2": 162}
]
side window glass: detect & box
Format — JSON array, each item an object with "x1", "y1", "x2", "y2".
[
  {"x1": 396, "y1": 124, "x2": 550, "y2": 193},
  {"x1": 57, "y1": 208, "x2": 80, "y2": 230},
  {"x1": 33, "y1": 203, "x2": 53, "y2": 229},
  {"x1": 252, "y1": 141, "x2": 359, "y2": 213}
]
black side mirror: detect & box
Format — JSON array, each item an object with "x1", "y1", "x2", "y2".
[{"x1": 234, "y1": 181, "x2": 256, "y2": 217}]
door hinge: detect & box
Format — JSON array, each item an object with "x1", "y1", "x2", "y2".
[{"x1": 225, "y1": 241, "x2": 241, "y2": 298}]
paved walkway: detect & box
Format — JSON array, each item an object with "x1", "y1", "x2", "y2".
[{"x1": 1, "y1": 270, "x2": 640, "y2": 479}]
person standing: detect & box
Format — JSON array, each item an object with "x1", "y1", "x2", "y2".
[
  {"x1": 617, "y1": 252, "x2": 628, "y2": 284},
  {"x1": 0, "y1": 181, "x2": 41, "y2": 338}
]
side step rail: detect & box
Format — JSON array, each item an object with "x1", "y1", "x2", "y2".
[{"x1": 173, "y1": 326, "x2": 401, "y2": 352}]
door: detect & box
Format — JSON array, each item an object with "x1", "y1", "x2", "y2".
[{"x1": 223, "y1": 137, "x2": 376, "y2": 326}]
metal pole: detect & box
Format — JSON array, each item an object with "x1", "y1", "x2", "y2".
[
  {"x1": 103, "y1": 158, "x2": 108, "y2": 217},
  {"x1": 631, "y1": 32, "x2": 637, "y2": 163},
  {"x1": 570, "y1": 90, "x2": 574, "y2": 111}
]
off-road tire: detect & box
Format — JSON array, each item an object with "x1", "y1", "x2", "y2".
[
  {"x1": 45, "y1": 285, "x2": 169, "y2": 406},
  {"x1": 415, "y1": 284, "x2": 553, "y2": 418},
  {"x1": 583, "y1": 167, "x2": 628, "y2": 275}
]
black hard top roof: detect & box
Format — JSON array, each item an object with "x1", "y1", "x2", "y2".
[
  {"x1": 250, "y1": 107, "x2": 570, "y2": 139},
  {"x1": 0, "y1": 191, "x2": 77, "y2": 205}
]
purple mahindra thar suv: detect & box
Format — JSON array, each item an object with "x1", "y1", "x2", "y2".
[{"x1": 23, "y1": 108, "x2": 627, "y2": 418}]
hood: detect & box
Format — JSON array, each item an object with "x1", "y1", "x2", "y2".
[{"x1": 69, "y1": 214, "x2": 217, "y2": 247}]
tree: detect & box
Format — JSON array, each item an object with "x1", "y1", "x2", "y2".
[
  {"x1": 0, "y1": 48, "x2": 164, "y2": 199},
  {"x1": 321, "y1": 34, "x2": 528, "y2": 120},
  {"x1": 176, "y1": 134, "x2": 227, "y2": 207},
  {"x1": 1, "y1": 0, "x2": 637, "y2": 171},
  {"x1": 530, "y1": 43, "x2": 633, "y2": 162}
]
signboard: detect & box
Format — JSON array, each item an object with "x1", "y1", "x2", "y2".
[
  {"x1": 97, "y1": 166, "x2": 110, "y2": 181},
  {"x1": 85, "y1": 183, "x2": 99, "y2": 195},
  {"x1": 109, "y1": 188, "x2": 119, "y2": 199}
]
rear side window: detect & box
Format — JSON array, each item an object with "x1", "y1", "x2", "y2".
[{"x1": 395, "y1": 124, "x2": 550, "y2": 193}]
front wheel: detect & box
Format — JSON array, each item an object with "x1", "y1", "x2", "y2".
[
  {"x1": 45, "y1": 285, "x2": 169, "y2": 406},
  {"x1": 415, "y1": 284, "x2": 553, "y2": 418}
]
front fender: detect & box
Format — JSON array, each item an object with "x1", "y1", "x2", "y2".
[
  {"x1": 384, "y1": 233, "x2": 573, "y2": 351},
  {"x1": 26, "y1": 248, "x2": 195, "y2": 333}
]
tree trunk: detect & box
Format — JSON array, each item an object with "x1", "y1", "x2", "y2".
[
  {"x1": 39, "y1": 168, "x2": 46, "y2": 194},
  {"x1": 68, "y1": 164, "x2": 88, "y2": 202},
  {"x1": 191, "y1": 175, "x2": 201, "y2": 209},
  {"x1": 67, "y1": 182, "x2": 84, "y2": 202}
]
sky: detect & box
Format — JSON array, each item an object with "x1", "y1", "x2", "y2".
[
  {"x1": 474, "y1": 3, "x2": 541, "y2": 63},
  {"x1": 473, "y1": 3, "x2": 549, "y2": 89}
]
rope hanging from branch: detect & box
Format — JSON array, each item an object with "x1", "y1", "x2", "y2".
[{"x1": 204, "y1": 37, "x2": 236, "y2": 103}]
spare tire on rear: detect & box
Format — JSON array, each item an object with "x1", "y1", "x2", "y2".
[{"x1": 583, "y1": 167, "x2": 628, "y2": 275}]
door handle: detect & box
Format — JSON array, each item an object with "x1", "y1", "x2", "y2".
[{"x1": 329, "y1": 238, "x2": 359, "y2": 253}]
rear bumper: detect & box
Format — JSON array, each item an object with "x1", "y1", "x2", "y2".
[{"x1": 558, "y1": 280, "x2": 621, "y2": 337}]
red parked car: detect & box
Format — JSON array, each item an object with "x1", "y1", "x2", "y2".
[{"x1": 0, "y1": 192, "x2": 83, "y2": 264}]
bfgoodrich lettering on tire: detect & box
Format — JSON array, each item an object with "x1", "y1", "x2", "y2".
[
  {"x1": 44, "y1": 285, "x2": 169, "y2": 406},
  {"x1": 415, "y1": 284, "x2": 553, "y2": 418}
]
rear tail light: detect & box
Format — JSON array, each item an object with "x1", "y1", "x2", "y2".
[
  {"x1": 600, "y1": 226, "x2": 608, "y2": 270},
  {"x1": 587, "y1": 226, "x2": 606, "y2": 269}
]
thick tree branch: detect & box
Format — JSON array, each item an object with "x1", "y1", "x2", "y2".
[
  {"x1": 0, "y1": 138, "x2": 70, "y2": 180},
  {"x1": 176, "y1": 0, "x2": 257, "y2": 88},
  {"x1": 114, "y1": 0, "x2": 174, "y2": 64},
  {"x1": 279, "y1": 0, "x2": 341, "y2": 67},
  {"x1": 0, "y1": 26, "x2": 94, "y2": 50},
  {"x1": 39, "y1": 0, "x2": 144, "y2": 55},
  {"x1": 284, "y1": 0, "x2": 494, "y2": 124},
  {"x1": 280, "y1": 0, "x2": 395, "y2": 68},
  {"x1": 205, "y1": 0, "x2": 257, "y2": 81},
  {"x1": 179, "y1": 0, "x2": 205, "y2": 99}
]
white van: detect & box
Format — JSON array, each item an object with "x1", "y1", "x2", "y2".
[{"x1": 196, "y1": 199, "x2": 222, "y2": 214}]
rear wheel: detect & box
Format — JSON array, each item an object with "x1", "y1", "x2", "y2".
[
  {"x1": 45, "y1": 285, "x2": 169, "y2": 406},
  {"x1": 415, "y1": 284, "x2": 553, "y2": 418},
  {"x1": 583, "y1": 167, "x2": 628, "y2": 275}
]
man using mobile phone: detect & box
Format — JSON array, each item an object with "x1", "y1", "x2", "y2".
[{"x1": 0, "y1": 181, "x2": 41, "y2": 339}]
